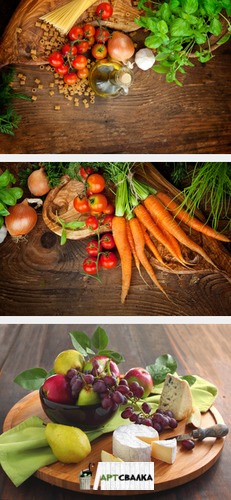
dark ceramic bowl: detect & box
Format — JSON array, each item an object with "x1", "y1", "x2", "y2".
[{"x1": 39, "y1": 388, "x2": 117, "y2": 430}]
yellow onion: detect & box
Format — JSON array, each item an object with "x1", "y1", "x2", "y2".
[
  {"x1": 5, "y1": 199, "x2": 38, "y2": 236},
  {"x1": 107, "y1": 32, "x2": 135, "y2": 62},
  {"x1": 27, "y1": 167, "x2": 50, "y2": 196}
]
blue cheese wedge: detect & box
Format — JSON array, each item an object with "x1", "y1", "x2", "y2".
[
  {"x1": 159, "y1": 374, "x2": 193, "y2": 421},
  {"x1": 112, "y1": 424, "x2": 159, "y2": 462}
]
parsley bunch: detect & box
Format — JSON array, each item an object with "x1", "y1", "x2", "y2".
[
  {"x1": 137, "y1": 0, "x2": 231, "y2": 85},
  {"x1": 0, "y1": 67, "x2": 31, "y2": 136}
]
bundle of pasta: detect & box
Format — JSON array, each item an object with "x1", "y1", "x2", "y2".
[{"x1": 40, "y1": 0, "x2": 97, "y2": 34}]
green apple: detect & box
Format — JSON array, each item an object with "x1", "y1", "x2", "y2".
[
  {"x1": 77, "y1": 385, "x2": 100, "y2": 406},
  {"x1": 54, "y1": 349, "x2": 85, "y2": 375}
]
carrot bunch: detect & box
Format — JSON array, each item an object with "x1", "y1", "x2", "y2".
[{"x1": 99, "y1": 164, "x2": 230, "y2": 304}]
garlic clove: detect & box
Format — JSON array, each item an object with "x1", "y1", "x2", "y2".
[{"x1": 135, "y1": 48, "x2": 155, "y2": 71}]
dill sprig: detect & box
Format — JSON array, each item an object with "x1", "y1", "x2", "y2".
[{"x1": 0, "y1": 67, "x2": 31, "y2": 136}]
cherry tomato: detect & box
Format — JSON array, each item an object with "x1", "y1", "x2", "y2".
[
  {"x1": 73, "y1": 195, "x2": 89, "y2": 213},
  {"x1": 77, "y1": 67, "x2": 89, "y2": 79},
  {"x1": 83, "y1": 24, "x2": 95, "y2": 38},
  {"x1": 87, "y1": 173, "x2": 106, "y2": 193},
  {"x1": 82, "y1": 256, "x2": 99, "y2": 275},
  {"x1": 92, "y1": 43, "x2": 107, "y2": 60},
  {"x1": 86, "y1": 239, "x2": 102, "y2": 256},
  {"x1": 69, "y1": 26, "x2": 84, "y2": 41},
  {"x1": 63, "y1": 72, "x2": 78, "y2": 85},
  {"x1": 79, "y1": 166, "x2": 95, "y2": 179},
  {"x1": 61, "y1": 44, "x2": 78, "y2": 56},
  {"x1": 48, "y1": 51, "x2": 64, "y2": 68},
  {"x1": 85, "y1": 215, "x2": 99, "y2": 230},
  {"x1": 103, "y1": 203, "x2": 114, "y2": 215},
  {"x1": 96, "y1": 2, "x2": 113, "y2": 19},
  {"x1": 72, "y1": 55, "x2": 88, "y2": 70},
  {"x1": 100, "y1": 233, "x2": 115, "y2": 250},
  {"x1": 102, "y1": 214, "x2": 114, "y2": 230},
  {"x1": 77, "y1": 40, "x2": 89, "y2": 54},
  {"x1": 88, "y1": 194, "x2": 108, "y2": 213},
  {"x1": 99, "y1": 251, "x2": 117, "y2": 269},
  {"x1": 87, "y1": 35, "x2": 96, "y2": 47},
  {"x1": 95, "y1": 27, "x2": 110, "y2": 43},
  {"x1": 55, "y1": 63, "x2": 69, "y2": 75}
]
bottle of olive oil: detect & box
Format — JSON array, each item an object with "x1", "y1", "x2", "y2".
[{"x1": 89, "y1": 59, "x2": 134, "y2": 98}]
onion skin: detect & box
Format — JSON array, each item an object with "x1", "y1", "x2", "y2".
[
  {"x1": 5, "y1": 200, "x2": 38, "y2": 236},
  {"x1": 27, "y1": 167, "x2": 50, "y2": 196},
  {"x1": 107, "y1": 31, "x2": 135, "y2": 62}
]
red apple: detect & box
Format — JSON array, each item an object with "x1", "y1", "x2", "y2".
[
  {"x1": 41, "y1": 374, "x2": 73, "y2": 404},
  {"x1": 84, "y1": 355, "x2": 120, "y2": 378},
  {"x1": 123, "y1": 367, "x2": 153, "y2": 398}
]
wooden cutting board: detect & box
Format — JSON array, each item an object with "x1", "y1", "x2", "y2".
[{"x1": 3, "y1": 391, "x2": 226, "y2": 495}]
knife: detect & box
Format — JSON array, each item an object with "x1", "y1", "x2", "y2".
[{"x1": 167, "y1": 424, "x2": 229, "y2": 441}]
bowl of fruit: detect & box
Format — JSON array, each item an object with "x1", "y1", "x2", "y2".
[{"x1": 39, "y1": 349, "x2": 129, "y2": 430}]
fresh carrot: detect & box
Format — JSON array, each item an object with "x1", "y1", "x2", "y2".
[
  {"x1": 156, "y1": 191, "x2": 230, "y2": 243},
  {"x1": 112, "y1": 216, "x2": 132, "y2": 304},
  {"x1": 129, "y1": 217, "x2": 168, "y2": 297},
  {"x1": 144, "y1": 194, "x2": 217, "y2": 267},
  {"x1": 126, "y1": 218, "x2": 141, "y2": 275},
  {"x1": 134, "y1": 204, "x2": 187, "y2": 265},
  {"x1": 139, "y1": 221, "x2": 166, "y2": 266}
]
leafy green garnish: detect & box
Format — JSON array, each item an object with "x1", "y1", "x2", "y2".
[
  {"x1": 0, "y1": 169, "x2": 23, "y2": 228},
  {"x1": 136, "y1": 0, "x2": 231, "y2": 85},
  {"x1": 0, "y1": 67, "x2": 31, "y2": 135},
  {"x1": 146, "y1": 354, "x2": 177, "y2": 384},
  {"x1": 14, "y1": 368, "x2": 49, "y2": 390},
  {"x1": 69, "y1": 327, "x2": 124, "y2": 363}
]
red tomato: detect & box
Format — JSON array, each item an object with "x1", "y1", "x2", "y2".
[
  {"x1": 92, "y1": 43, "x2": 107, "y2": 59},
  {"x1": 77, "y1": 40, "x2": 89, "y2": 54},
  {"x1": 63, "y1": 72, "x2": 78, "y2": 85},
  {"x1": 88, "y1": 194, "x2": 108, "y2": 213},
  {"x1": 48, "y1": 51, "x2": 64, "y2": 68},
  {"x1": 102, "y1": 214, "x2": 114, "y2": 230},
  {"x1": 86, "y1": 239, "x2": 102, "y2": 256},
  {"x1": 87, "y1": 35, "x2": 95, "y2": 47},
  {"x1": 87, "y1": 173, "x2": 106, "y2": 193},
  {"x1": 79, "y1": 166, "x2": 95, "y2": 179},
  {"x1": 83, "y1": 24, "x2": 95, "y2": 38},
  {"x1": 85, "y1": 215, "x2": 99, "y2": 230},
  {"x1": 95, "y1": 27, "x2": 110, "y2": 43},
  {"x1": 69, "y1": 26, "x2": 84, "y2": 41},
  {"x1": 77, "y1": 67, "x2": 89, "y2": 79},
  {"x1": 96, "y1": 2, "x2": 113, "y2": 19},
  {"x1": 82, "y1": 256, "x2": 99, "y2": 275},
  {"x1": 103, "y1": 203, "x2": 114, "y2": 214},
  {"x1": 72, "y1": 55, "x2": 88, "y2": 70},
  {"x1": 55, "y1": 63, "x2": 69, "y2": 75},
  {"x1": 73, "y1": 195, "x2": 89, "y2": 213},
  {"x1": 61, "y1": 44, "x2": 78, "y2": 56},
  {"x1": 99, "y1": 251, "x2": 117, "y2": 269},
  {"x1": 100, "y1": 233, "x2": 115, "y2": 250}
]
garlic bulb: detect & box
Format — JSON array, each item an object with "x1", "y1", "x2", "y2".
[
  {"x1": 0, "y1": 225, "x2": 7, "y2": 243},
  {"x1": 135, "y1": 48, "x2": 155, "y2": 71}
]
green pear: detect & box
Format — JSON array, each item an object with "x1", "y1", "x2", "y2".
[
  {"x1": 54, "y1": 349, "x2": 85, "y2": 375},
  {"x1": 77, "y1": 386, "x2": 100, "y2": 406},
  {"x1": 45, "y1": 423, "x2": 91, "y2": 463}
]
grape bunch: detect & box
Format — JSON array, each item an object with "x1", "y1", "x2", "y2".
[{"x1": 121, "y1": 405, "x2": 178, "y2": 433}]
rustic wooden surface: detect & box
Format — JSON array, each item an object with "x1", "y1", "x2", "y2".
[
  {"x1": 0, "y1": 163, "x2": 230, "y2": 317},
  {"x1": 0, "y1": 323, "x2": 231, "y2": 499},
  {"x1": 3, "y1": 393, "x2": 225, "y2": 494},
  {"x1": 0, "y1": 2, "x2": 231, "y2": 154}
]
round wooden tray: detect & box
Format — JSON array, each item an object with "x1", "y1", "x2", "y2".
[{"x1": 3, "y1": 391, "x2": 226, "y2": 495}]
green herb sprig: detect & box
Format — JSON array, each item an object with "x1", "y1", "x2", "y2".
[
  {"x1": 137, "y1": 0, "x2": 231, "y2": 86},
  {"x1": 0, "y1": 169, "x2": 23, "y2": 228},
  {"x1": 0, "y1": 68, "x2": 31, "y2": 135}
]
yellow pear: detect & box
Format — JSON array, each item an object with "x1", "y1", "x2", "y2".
[
  {"x1": 45, "y1": 423, "x2": 91, "y2": 463},
  {"x1": 54, "y1": 349, "x2": 85, "y2": 375}
]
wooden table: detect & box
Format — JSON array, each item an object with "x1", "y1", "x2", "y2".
[
  {"x1": 0, "y1": 162, "x2": 230, "y2": 317},
  {"x1": 0, "y1": 2, "x2": 231, "y2": 154},
  {"x1": 0, "y1": 323, "x2": 230, "y2": 499}
]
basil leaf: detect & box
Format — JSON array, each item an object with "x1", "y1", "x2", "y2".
[
  {"x1": 60, "y1": 228, "x2": 67, "y2": 246},
  {"x1": 64, "y1": 221, "x2": 85, "y2": 230},
  {"x1": 91, "y1": 326, "x2": 108, "y2": 350},
  {"x1": 14, "y1": 368, "x2": 48, "y2": 390},
  {"x1": 0, "y1": 170, "x2": 11, "y2": 187},
  {"x1": 182, "y1": 0, "x2": 198, "y2": 14}
]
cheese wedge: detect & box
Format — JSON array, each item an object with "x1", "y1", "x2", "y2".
[
  {"x1": 113, "y1": 424, "x2": 159, "y2": 462},
  {"x1": 159, "y1": 374, "x2": 193, "y2": 421},
  {"x1": 101, "y1": 450, "x2": 124, "y2": 462},
  {"x1": 150, "y1": 438, "x2": 177, "y2": 464}
]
